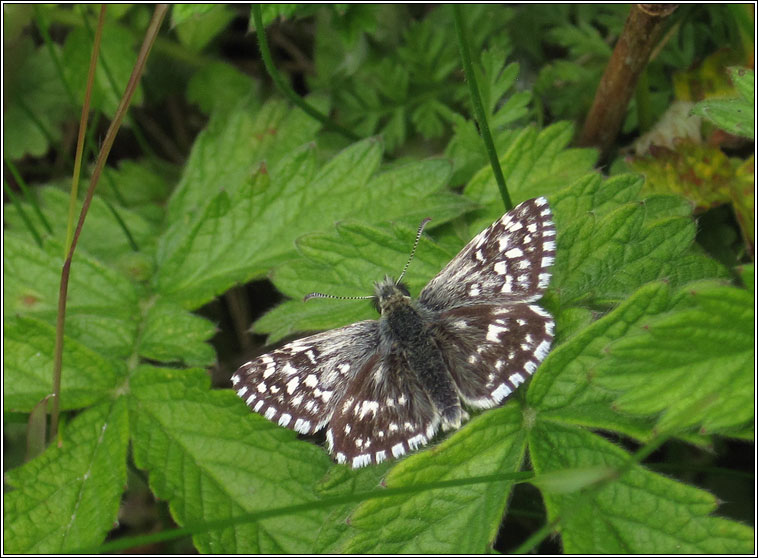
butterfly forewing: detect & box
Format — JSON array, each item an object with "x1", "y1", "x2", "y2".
[
  {"x1": 232, "y1": 321, "x2": 379, "y2": 435},
  {"x1": 419, "y1": 197, "x2": 555, "y2": 311}
]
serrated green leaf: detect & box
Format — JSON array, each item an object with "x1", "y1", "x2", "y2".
[
  {"x1": 463, "y1": 122, "x2": 597, "y2": 232},
  {"x1": 99, "y1": 159, "x2": 174, "y2": 216},
  {"x1": 3, "y1": 37, "x2": 69, "y2": 160},
  {"x1": 550, "y1": 175, "x2": 728, "y2": 306},
  {"x1": 528, "y1": 282, "x2": 675, "y2": 439},
  {"x1": 3, "y1": 235, "x2": 139, "y2": 357},
  {"x1": 530, "y1": 422, "x2": 754, "y2": 553},
  {"x1": 173, "y1": 4, "x2": 235, "y2": 53},
  {"x1": 138, "y1": 299, "x2": 217, "y2": 367},
  {"x1": 157, "y1": 139, "x2": 474, "y2": 309},
  {"x1": 342, "y1": 405, "x2": 528, "y2": 553},
  {"x1": 4, "y1": 187, "x2": 158, "y2": 264},
  {"x1": 599, "y1": 281, "x2": 753, "y2": 435},
  {"x1": 187, "y1": 61, "x2": 261, "y2": 117},
  {"x1": 171, "y1": 4, "x2": 217, "y2": 26},
  {"x1": 4, "y1": 400, "x2": 129, "y2": 553},
  {"x1": 62, "y1": 22, "x2": 143, "y2": 117},
  {"x1": 691, "y1": 67, "x2": 754, "y2": 139},
  {"x1": 165, "y1": 97, "x2": 326, "y2": 222},
  {"x1": 128, "y1": 365, "x2": 332, "y2": 553},
  {"x1": 3, "y1": 316, "x2": 121, "y2": 412},
  {"x1": 256, "y1": 220, "x2": 455, "y2": 341}
]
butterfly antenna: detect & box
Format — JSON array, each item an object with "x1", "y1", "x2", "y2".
[
  {"x1": 396, "y1": 217, "x2": 432, "y2": 284},
  {"x1": 303, "y1": 292, "x2": 374, "y2": 302}
]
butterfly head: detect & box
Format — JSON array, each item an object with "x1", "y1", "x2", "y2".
[{"x1": 373, "y1": 275, "x2": 410, "y2": 315}]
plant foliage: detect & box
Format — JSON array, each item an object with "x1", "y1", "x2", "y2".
[{"x1": 3, "y1": 4, "x2": 753, "y2": 554}]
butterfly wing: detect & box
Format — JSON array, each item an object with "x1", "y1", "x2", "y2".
[
  {"x1": 419, "y1": 197, "x2": 556, "y2": 311},
  {"x1": 430, "y1": 303, "x2": 554, "y2": 409},
  {"x1": 232, "y1": 320, "x2": 380, "y2": 435},
  {"x1": 325, "y1": 349, "x2": 441, "y2": 468}
]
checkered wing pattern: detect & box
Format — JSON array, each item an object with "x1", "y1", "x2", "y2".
[
  {"x1": 231, "y1": 321, "x2": 379, "y2": 435},
  {"x1": 419, "y1": 197, "x2": 555, "y2": 311}
]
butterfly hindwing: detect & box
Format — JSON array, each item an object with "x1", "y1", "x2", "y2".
[
  {"x1": 430, "y1": 303, "x2": 554, "y2": 409},
  {"x1": 419, "y1": 197, "x2": 555, "y2": 311},
  {"x1": 232, "y1": 320, "x2": 380, "y2": 435},
  {"x1": 326, "y1": 350, "x2": 441, "y2": 468}
]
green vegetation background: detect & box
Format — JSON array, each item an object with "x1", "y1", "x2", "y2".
[{"x1": 3, "y1": 4, "x2": 754, "y2": 554}]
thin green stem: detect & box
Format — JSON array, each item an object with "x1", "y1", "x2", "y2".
[
  {"x1": 78, "y1": 471, "x2": 534, "y2": 553},
  {"x1": 452, "y1": 5, "x2": 512, "y2": 210},
  {"x1": 51, "y1": 4, "x2": 168, "y2": 441},
  {"x1": 65, "y1": 4, "x2": 105, "y2": 256},
  {"x1": 251, "y1": 4, "x2": 361, "y2": 142}
]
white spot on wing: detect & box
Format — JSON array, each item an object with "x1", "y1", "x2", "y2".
[{"x1": 510, "y1": 373, "x2": 525, "y2": 386}]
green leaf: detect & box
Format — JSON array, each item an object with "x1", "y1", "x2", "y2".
[
  {"x1": 3, "y1": 235, "x2": 140, "y2": 357},
  {"x1": 341, "y1": 404, "x2": 528, "y2": 553},
  {"x1": 165, "y1": 97, "x2": 326, "y2": 222},
  {"x1": 157, "y1": 139, "x2": 474, "y2": 309},
  {"x1": 62, "y1": 22, "x2": 143, "y2": 117},
  {"x1": 171, "y1": 4, "x2": 217, "y2": 25},
  {"x1": 4, "y1": 187, "x2": 158, "y2": 264},
  {"x1": 599, "y1": 281, "x2": 754, "y2": 435},
  {"x1": 528, "y1": 282, "x2": 675, "y2": 439},
  {"x1": 99, "y1": 159, "x2": 174, "y2": 217},
  {"x1": 138, "y1": 299, "x2": 217, "y2": 367},
  {"x1": 3, "y1": 316, "x2": 121, "y2": 412},
  {"x1": 128, "y1": 365, "x2": 332, "y2": 553},
  {"x1": 3, "y1": 37, "x2": 69, "y2": 160},
  {"x1": 529, "y1": 422, "x2": 754, "y2": 553},
  {"x1": 173, "y1": 5, "x2": 235, "y2": 53},
  {"x1": 3, "y1": 400, "x2": 129, "y2": 553},
  {"x1": 256, "y1": 220, "x2": 455, "y2": 341},
  {"x1": 549, "y1": 174, "x2": 728, "y2": 306},
  {"x1": 691, "y1": 67, "x2": 754, "y2": 139},
  {"x1": 187, "y1": 61, "x2": 261, "y2": 117},
  {"x1": 463, "y1": 122, "x2": 597, "y2": 233}
]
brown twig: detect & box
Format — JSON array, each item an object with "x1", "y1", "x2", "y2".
[
  {"x1": 50, "y1": 4, "x2": 169, "y2": 442},
  {"x1": 578, "y1": 4, "x2": 678, "y2": 159}
]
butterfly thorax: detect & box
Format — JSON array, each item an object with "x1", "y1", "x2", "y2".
[{"x1": 373, "y1": 275, "x2": 464, "y2": 429}]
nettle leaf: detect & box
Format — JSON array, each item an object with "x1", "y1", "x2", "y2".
[
  {"x1": 463, "y1": 121, "x2": 598, "y2": 234},
  {"x1": 187, "y1": 61, "x2": 261, "y2": 117},
  {"x1": 128, "y1": 365, "x2": 332, "y2": 553},
  {"x1": 4, "y1": 186, "x2": 158, "y2": 265},
  {"x1": 691, "y1": 67, "x2": 754, "y2": 139},
  {"x1": 173, "y1": 4, "x2": 236, "y2": 53},
  {"x1": 528, "y1": 282, "x2": 674, "y2": 440},
  {"x1": 3, "y1": 235, "x2": 140, "y2": 358},
  {"x1": 598, "y1": 280, "x2": 753, "y2": 435},
  {"x1": 4, "y1": 400, "x2": 129, "y2": 553},
  {"x1": 3, "y1": 37, "x2": 70, "y2": 160},
  {"x1": 165, "y1": 97, "x2": 327, "y2": 223},
  {"x1": 256, "y1": 221, "x2": 455, "y2": 341},
  {"x1": 138, "y1": 299, "x2": 217, "y2": 367},
  {"x1": 156, "y1": 138, "x2": 474, "y2": 309},
  {"x1": 529, "y1": 422, "x2": 753, "y2": 553},
  {"x1": 3, "y1": 316, "x2": 121, "y2": 412},
  {"x1": 62, "y1": 22, "x2": 143, "y2": 117},
  {"x1": 549, "y1": 173, "x2": 728, "y2": 307},
  {"x1": 341, "y1": 404, "x2": 527, "y2": 553}
]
